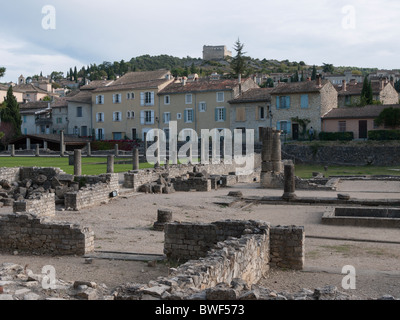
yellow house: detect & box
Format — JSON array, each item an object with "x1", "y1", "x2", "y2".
[
  {"x1": 157, "y1": 76, "x2": 259, "y2": 139},
  {"x1": 91, "y1": 70, "x2": 173, "y2": 140}
]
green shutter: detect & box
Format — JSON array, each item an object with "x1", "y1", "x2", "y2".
[{"x1": 277, "y1": 121, "x2": 281, "y2": 131}]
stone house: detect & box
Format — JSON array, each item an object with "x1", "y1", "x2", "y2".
[
  {"x1": 0, "y1": 84, "x2": 24, "y2": 103},
  {"x1": 91, "y1": 70, "x2": 174, "y2": 141},
  {"x1": 270, "y1": 76, "x2": 338, "y2": 139},
  {"x1": 335, "y1": 79, "x2": 398, "y2": 107},
  {"x1": 322, "y1": 104, "x2": 400, "y2": 140},
  {"x1": 157, "y1": 76, "x2": 259, "y2": 140},
  {"x1": 228, "y1": 88, "x2": 274, "y2": 142},
  {"x1": 20, "y1": 101, "x2": 52, "y2": 135}
]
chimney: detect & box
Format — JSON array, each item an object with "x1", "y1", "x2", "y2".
[
  {"x1": 182, "y1": 77, "x2": 187, "y2": 86},
  {"x1": 316, "y1": 74, "x2": 322, "y2": 87},
  {"x1": 381, "y1": 78, "x2": 385, "y2": 90},
  {"x1": 342, "y1": 80, "x2": 347, "y2": 91}
]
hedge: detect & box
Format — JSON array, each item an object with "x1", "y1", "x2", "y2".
[
  {"x1": 368, "y1": 130, "x2": 400, "y2": 140},
  {"x1": 319, "y1": 132, "x2": 354, "y2": 141}
]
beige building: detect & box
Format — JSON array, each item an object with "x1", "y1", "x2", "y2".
[
  {"x1": 91, "y1": 70, "x2": 173, "y2": 141},
  {"x1": 270, "y1": 76, "x2": 338, "y2": 139},
  {"x1": 158, "y1": 76, "x2": 259, "y2": 140},
  {"x1": 335, "y1": 79, "x2": 398, "y2": 107},
  {"x1": 202, "y1": 45, "x2": 232, "y2": 61},
  {"x1": 0, "y1": 84, "x2": 24, "y2": 103}
]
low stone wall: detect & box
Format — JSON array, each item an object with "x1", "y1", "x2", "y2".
[
  {"x1": 0, "y1": 167, "x2": 20, "y2": 183},
  {"x1": 13, "y1": 193, "x2": 56, "y2": 217},
  {"x1": 269, "y1": 226, "x2": 305, "y2": 270},
  {"x1": 64, "y1": 174, "x2": 119, "y2": 211},
  {"x1": 0, "y1": 213, "x2": 94, "y2": 256},
  {"x1": 19, "y1": 167, "x2": 66, "y2": 182},
  {"x1": 172, "y1": 177, "x2": 212, "y2": 192},
  {"x1": 124, "y1": 154, "x2": 261, "y2": 191}
]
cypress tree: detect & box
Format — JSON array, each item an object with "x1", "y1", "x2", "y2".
[{"x1": 0, "y1": 86, "x2": 22, "y2": 137}]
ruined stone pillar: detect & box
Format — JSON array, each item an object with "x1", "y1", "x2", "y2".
[
  {"x1": 154, "y1": 136, "x2": 160, "y2": 168},
  {"x1": 87, "y1": 142, "x2": 91, "y2": 157},
  {"x1": 261, "y1": 127, "x2": 273, "y2": 172},
  {"x1": 114, "y1": 144, "x2": 119, "y2": 157},
  {"x1": 10, "y1": 144, "x2": 15, "y2": 157},
  {"x1": 107, "y1": 155, "x2": 115, "y2": 173},
  {"x1": 35, "y1": 144, "x2": 40, "y2": 157},
  {"x1": 282, "y1": 162, "x2": 297, "y2": 201},
  {"x1": 153, "y1": 209, "x2": 173, "y2": 231},
  {"x1": 271, "y1": 130, "x2": 282, "y2": 173},
  {"x1": 74, "y1": 149, "x2": 82, "y2": 176},
  {"x1": 132, "y1": 148, "x2": 140, "y2": 171},
  {"x1": 43, "y1": 141, "x2": 48, "y2": 150},
  {"x1": 60, "y1": 131, "x2": 65, "y2": 157},
  {"x1": 26, "y1": 138, "x2": 31, "y2": 150}
]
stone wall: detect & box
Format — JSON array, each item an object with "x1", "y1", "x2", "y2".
[
  {"x1": 19, "y1": 167, "x2": 66, "y2": 182},
  {"x1": 64, "y1": 173, "x2": 119, "y2": 211},
  {"x1": 13, "y1": 193, "x2": 56, "y2": 217},
  {"x1": 282, "y1": 144, "x2": 400, "y2": 166},
  {"x1": 0, "y1": 213, "x2": 94, "y2": 256},
  {"x1": 124, "y1": 154, "x2": 261, "y2": 191},
  {"x1": 269, "y1": 226, "x2": 305, "y2": 270},
  {"x1": 0, "y1": 167, "x2": 20, "y2": 183}
]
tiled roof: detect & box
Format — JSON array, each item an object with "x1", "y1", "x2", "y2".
[
  {"x1": 13, "y1": 84, "x2": 48, "y2": 94},
  {"x1": 159, "y1": 78, "x2": 246, "y2": 95},
  {"x1": 19, "y1": 101, "x2": 50, "y2": 110},
  {"x1": 66, "y1": 90, "x2": 92, "y2": 104},
  {"x1": 93, "y1": 78, "x2": 171, "y2": 93},
  {"x1": 112, "y1": 69, "x2": 171, "y2": 86},
  {"x1": 322, "y1": 104, "x2": 400, "y2": 119},
  {"x1": 80, "y1": 80, "x2": 114, "y2": 90},
  {"x1": 335, "y1": 81, "x2": 393, "y2": 96},
  {"x1": 228, "y1": 88, "x2": 273, "y2": 104},
  {"x1": 270, "y1": 79, "x2": 331, "y2": 95}
]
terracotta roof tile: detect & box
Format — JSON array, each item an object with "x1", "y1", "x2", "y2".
[
  {"x1": 322, "y1": 104, "x2": 400, "y2": 119},
  {"x1": 270, "y1": 79, "x2": 331, "y2": 95},
  {"x1": 228, "y1": 88, "x2": 273, "y2": 104}
]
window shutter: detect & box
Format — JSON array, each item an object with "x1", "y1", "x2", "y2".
[
  {"x1": 112, "y1": 94, "x2": 115, "y2": 103},
  {"x1": 96, "y1": 96, "x2": 99, "y2": 104},
  {"x1": 222, "y1": 108, "x2": 226, "y2": 121},
  {"x1": 113, "y1": 112, "x2": 116, "y2": 121},
  {"x1": 287, "y1": 121, "x2": 292, "y2": 134},
  {"x1": 277, "y1": 121, "x2": 281, "y2": 131},
  {"x1": 150, "y1": 111, "x2": 155, "y2": 124},
  {"x1": 286, "y1": 96, "x2": 290, "y2": 108},
  {"x1": 151, "y1": 92, "x2": 155, "y2": 106},
  {"x1": 140, "y1": 111, "x2": 145, "y2": 124},
  {"x1": 140, "y1": 92, "x2": 145, "y2": 106},
  {"x1": 276, "y1": 96, "x2": 280, "y2": 109},
  {"x1": 215, "y1": 108, "x2": 219, "y2": 121},
  {"x1": 184, "y1": 110, "x2": 188, "y2": 123},
  {"x1": 96, "y1": 113, "x2": 99, "y2": 122}
]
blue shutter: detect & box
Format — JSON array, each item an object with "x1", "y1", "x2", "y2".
[
  {"x1": 301, "y1": 94, "x2": 309, "y2": 108},
  {"x1": 215, "y1": 108, "x2": 219, "y2": 121},
  {"x1": 222, "y1": 108, "x2": 226, "y2": 121},
  {"x1": 277, "y1": 121, "x2": 281, "y2": 131},
  {"x1": 287, "y1": 121, "x2": 292, "y2": 134},
  {"x1": 184, "y1": 110, "x2": 188, "y2": 123},
  {"x1": 276, "y1": 96, "x2": 280, "y2": 109},
  {"x1": 286, "y1": 96, "x2": 290, "y2": 109}
]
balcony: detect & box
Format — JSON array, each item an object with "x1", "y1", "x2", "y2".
[{"x1": 35, "y1": 117, "x2": 53, "y2": 126}]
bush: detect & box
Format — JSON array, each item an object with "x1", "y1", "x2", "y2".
[
  {"x1": 319, "y1": 132, "x2": 354, "y2": 141},
  {"x1": 368, "y1": 130, "x2": 400, "y2": 140}
]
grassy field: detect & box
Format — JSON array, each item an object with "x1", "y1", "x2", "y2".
[{"x1": 1, "y1": 156, "x2": 400, "y2": 177}]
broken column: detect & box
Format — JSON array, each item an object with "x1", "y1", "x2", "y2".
[
  {"x1": 107, "y1": 155, "x2": 114, "y2": 173},
  {"x1": 132, "y1": 148, "x2": 139, "y2": 171},
  {"x1": 114, "y1": 144, "x2": 119, "y2": 157},
  {"x1": 60, "y1": 131, "x2": 65, "y2": 157},
  {"x1": 153, "y1": 209, "x2": 173, "y2": 231},
  {"x1": 35, "y1": 144, "x2": 40, "y2": 157},
  {"x1": 271, "y1": 130, "x2": 282, "y2": 173},
  {"x1": 74, "y1": 149, "x2": 82, "y2": 176},
  {"x1": 26, "y1": 138, "x2": 31, "y2": 150},
  {"x1": 282, "y1": 161, "x2": 297, "y2": 201},
  {"x1": 87, "y1": 142, "x2": 91, "y2": 157},
  {"x1": 10, "y1": 144, "x2": 15, "y2": 157},
  {"x1": 261, "y1": 127, "x2": 283, "y2": 188}
]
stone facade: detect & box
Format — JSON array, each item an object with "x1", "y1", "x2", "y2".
[
  {"x1": 202, "y1": 45, "x2": 232, "y2": 61},
  {"x1": 0, "y1": 213, "x2": 94, "y2": 256}
]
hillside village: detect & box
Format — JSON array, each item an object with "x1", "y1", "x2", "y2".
[{"x1": 1, "y1": 45, "x2": 400, "y2": 149}]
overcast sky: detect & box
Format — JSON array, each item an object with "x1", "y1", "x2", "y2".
[{"x1": 1, "y1": 0, "x2": 400, "y2": 83}]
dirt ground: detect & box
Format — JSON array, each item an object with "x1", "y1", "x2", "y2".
[{"x1": 1, "y1": 179, "x2": 399, "y2": 299}]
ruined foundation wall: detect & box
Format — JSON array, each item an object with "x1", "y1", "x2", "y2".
[
  {"x1": 0, "y1": 213, "x2": 94, "y2": 256},
  {"x1": 64, "y1": 174, "x2": 119, "y2": 210},
  {"x1": 269, "y1": 226, "x2": 305, "y2": 270},
  {"x1": 0, "y1": 167, "x2": 20, "y2": 183},
  {"x1": 13, "y1": 193, "x2": 56, "y2": 217}
]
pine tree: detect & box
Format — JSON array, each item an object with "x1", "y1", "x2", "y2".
[
  {"x1": 361, "y1": 75, "x2": 373, "y2": 105},
  {"x1": 74, "y1": 67, "x2": 78, "y2": 83},
  {"x1": 311, "y1": 65, "x2": 317, "y2": 80},
  {"x1": 0, "y1": 86, "x2": 22, "y2": 137},
  {"x1": 230, "y1": 38, "x2": 247, "y2": 78},
  {"x1": 0, "y1": 67, "x2": 5, "y2": 78}
]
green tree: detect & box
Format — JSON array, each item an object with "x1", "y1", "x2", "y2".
[
  {"x1": 0, "y1": 86, "x2": 22, "y2": 138},
  {"x1": 311, "y1": 65, "x2": 317, "y2": 80},
  {"x1": 0, "y1": 67, "x2": 5, "y2": 78},
  {"x1": 375, "y1": 107, "x2": 400, "y2": 129},
  {"x1": 69, "y1": 68, "x2": 73, "y2": 81},
  {"x1": 230, "y1": 38, "x2": 247, "y2": 78},
  {"x1": 74, "y1": 67, "x2": 78, "y2": 83},
  {"x1": 322, "y1": 63, "x2": 335, "y2": 73},
  {"x1": 360, "y1": 75, "x2": 373, "y2": 105},
  {"x1": 42, "y1": 96, "x2": 52, "y2": 101}
]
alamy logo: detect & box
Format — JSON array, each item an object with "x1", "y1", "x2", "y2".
[
  {"x1": 341, "y1": 265, "x2": 356, "y2": 290},
  {"x1": 145, "y1": 121, "x2": 255, "y2": 176},
  {"x1": 342, "y1": 5, "x2": 356, "y2": 30},
  {"x1": 42, "y1": 5, "x2": 56, "y2": 30}
]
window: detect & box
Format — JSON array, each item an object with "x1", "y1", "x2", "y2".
[
  {"x1": 185, "y1": 94, "x2": 192, "y2": 104},
  {"x1": 301, "y1": 94, "x2": 309, "y2": 108},
  {"x1": 145, "y1": 111, "x2": 152, "y2": 124},
  {"x1": 56, "y1": 117, "x2": 62, "y2": 124},
  {"x1": 215, "y1": 107, "x2": 226, "y2": 122},
  {"x1": 163, "y1": 112, "x2": 171, "y2": 124},
  {"x1": 140, "y1": 110, "x2": 155, "y2": 125},
  {"x1": 199, "y1": 102, "x2": 207, "y2": 112},
  {"x1": 217, "y1": 92, "x2": 224, "y2": 102},
  {"x1": 127, "y1": 111, "x2": 131, "y2": 119},
  {"x1": 164, "y1": 95, "x2": 170, "y2": 105},
  {"x1": 96, "y1": 95, "x2": 104, "y2": 104},
  {"x1": 96, "y1": 128, "x2": 104, "y2": 140},
  {"x1": 177, "y1": 113, "x2": 182, "y2": 120},
  {"x1": 345, "y1": 96, "x2": 351, "y2": 106},
  {"x1": 141, "y1": 92, "x2": 154, "y2": 106},
  {"x1": 81, "y1": 126, "x2": 88, "y2": 137},
  {"x1": 185, "y1": 109, "x2": 194, "y2": 123},
  {"x1": 132, "y1": 128, "x2": 137, "y2": 140},
  {"x1": 113, "y1": 132, "x2": 122, "y2": 140},
  {"x1": 77, "y1": 106, "x2": 83, "y2": 117},
  {"x1": 113, "y1": 112, "x2": 122, "y2": 122},
  {"x1": 96, "y1": 112, "x2": 104, "y2": 122},
  {"x1": 236, "y1": 107, "x2": 246, "y2": 122},
  {"x1": 127, "y1": 92, "x2": 135, "y2": 100},
  {"x1": 113, "y1": 94, "x2": 121, "y2": 104},
  {"x1": 276, "y1": 96, "x2": 290, "y2": 109},
  {"x1": 131, "y1": 111, "x2": 135, "y2": 119},
  {"x1": 258, "y1": 106, "x2": 265, "y2": 120},
  {"x1": 339, "y1": 121, "x2": 346, "y2": 132},
  {"x1": 279, "y1": 121, "x2": 288, "y2": 133}
]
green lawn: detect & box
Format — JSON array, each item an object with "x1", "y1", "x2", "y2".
[
  {"x1": 295, "y1": 164, "x2": 400, "y2": 179},
  {"x1": 0, "y1": 157, "x2": 153, "y2": 175}
]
